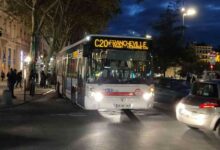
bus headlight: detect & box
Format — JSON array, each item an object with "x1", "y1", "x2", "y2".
[
  {"x1": 91, "y1": 92, "x2": 103, "y2": 102},
  {"x1": 143, "y1": 92, "x2": 153, "y2": 101}
]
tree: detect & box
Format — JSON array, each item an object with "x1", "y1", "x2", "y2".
[
  {"x1": 152, "y1": 0, "x2": 197, "y2": 76},
  {"x1": 5, "y1": 0, "x2": 59, "y2": 71},
  {"x1": 40, "y1": 0, "x2": 121, "y2": 71},
  {"x1": 5, "y1": 0, "x2": 121, "y2": 72}
]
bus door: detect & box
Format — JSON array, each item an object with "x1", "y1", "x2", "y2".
[
  {"x1": 65, "y1": 54, "x2": 74, "y2": 99},
  {"x1": 76, "y1": 57, "x2": 87, "y2": 107},
  {"x1": 56, "y1": 58, "x2": 63, "y2": 95},
  {"x1": 62, "y1": 57, "x2": 67, "y2": 96},
  {"x1": 70, "y1": 58, "x2": 78, "y2": 102}
]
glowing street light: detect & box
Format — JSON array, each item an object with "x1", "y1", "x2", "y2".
[
  {"x1": 185, "y1": 8, "x2": 197, "y2": 16},
  {"x1": 50, "y1": 57, "x2": 54, "y2": 61},
  {"x1": 181, "y1": 7, "x2": 186, "y2": 12},
  {"x1": 181, "y1": 7, "x2": 197, "y2": 26},
  {"x1": 181, "y1": 7, "x2": 197, "y2": 36},
  {"x1": 24, "y1": 56, "x2": 31, "y2": 64},
  {"x1": 146, "y1": 34, "x2": 152, "y2": 40}
]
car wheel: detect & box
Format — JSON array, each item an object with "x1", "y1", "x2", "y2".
[
  {"x1": 187, "y1": 125, "x2": 198, "y2": 130},
  {"x1": 215, "y1": 123, "x2": 220, "y2": 139}
]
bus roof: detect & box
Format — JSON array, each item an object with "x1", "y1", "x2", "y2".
[
  {"x1": 58, "y1": 34, "x2": 148, "y2": 55},
  {"x1": 88, "y1": 34, "x2": 147, "y2": 40}
]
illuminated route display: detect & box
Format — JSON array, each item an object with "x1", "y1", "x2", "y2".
[{"x1": 90, "y1": 36, "x2": 148, "y2": 51}]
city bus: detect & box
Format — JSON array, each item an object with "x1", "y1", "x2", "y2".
[{"x1": 56, "y1": 35, "x2": 154, "y2": 110}]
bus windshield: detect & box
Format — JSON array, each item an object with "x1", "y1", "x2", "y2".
[{"x1": 88, "y1": 49, "x2": 152, "y2": 84}]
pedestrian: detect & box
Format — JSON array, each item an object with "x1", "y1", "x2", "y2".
[
  {"x1": 7, "y1": 68, "x2": 16, "y2": 98},
  {"x1": 1, "y1": 70, "x2": 5, "y2": 81},
  {"x1": 16, "y1": 71, "x2": 22, "y2": 88},
  {"x1": 191, "y1": 75, "x2": 196, "y2": 84},
  {"x1": 36, "y1": 72, "x2": 39, "y2": 84},
  {"x1": 12, "y1": 69, "x2": 17, "y2": 96},
  {"x1": 47, "y1": 72, "x2": 51, "y2": 87},
  {"x1": 40, "y1": 71, "x2": 46, "y2": 88},
  {"x1": 29, "y1": 69, "x2": 36, "y2": 96},
  {"x1": 7, "y1": 69, "x2": 12, "y2": 88}
]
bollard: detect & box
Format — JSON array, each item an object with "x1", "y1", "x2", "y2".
[{"x1": 2, "y1": 89, "x2": 12, "y2": 106}]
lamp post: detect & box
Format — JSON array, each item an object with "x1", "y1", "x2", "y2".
[{"x1": 181, "y1": 7, "x2": 197, "y2": 35}]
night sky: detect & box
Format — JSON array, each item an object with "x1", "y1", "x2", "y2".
[{"x1": 106, "y1": 0, "x2": 220, "y2": 47}]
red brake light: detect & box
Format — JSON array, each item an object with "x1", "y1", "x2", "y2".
[{"x1": 199, "y1": 102, "x2": 219, "y2": 109}]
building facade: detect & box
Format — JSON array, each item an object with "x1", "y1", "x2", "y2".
[
  {"x1": 0, "y1": 0, "x2": 30, "y2": 74},
  {"x1": 191, "y1": 44, "x2": 214, "y2": 62}
]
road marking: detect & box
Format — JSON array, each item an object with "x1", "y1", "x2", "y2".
[
  {"x1": 123, "y1": 109, "x2": 140, "y2": 122},
  {"x1": 50, "y1": 113, "x2": 87, "y2": 117},
  {"x1": 43, "y1": 89, "x2": 55, "y2": 95}
]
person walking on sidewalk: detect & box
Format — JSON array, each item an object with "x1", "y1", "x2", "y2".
[
  {"x1": 16, "y1": 71, "x2": 22, "y2": 88},
  {"x1": 40, "y1": 71, "x2": 46, "y2": 88},
  {"x1": 1, "y1": 70, "x2": 5, "y2": 81},
  {"x1": 29, "y1": 69, "x2": 36, "y2": 96},
  {"x1": 7, "y1": 68, "x2": 17, "y2": 98},
  {"x1": 7, "y1": 69, "x2": 12, "y2": 87}
]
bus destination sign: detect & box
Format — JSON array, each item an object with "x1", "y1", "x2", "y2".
[{"x1": 92, "y1": 37, "x2": 148, "y2": 50}]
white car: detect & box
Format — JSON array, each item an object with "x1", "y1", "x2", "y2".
[{"x1": 176, "y1": 80, "x2": 220, "y2": 137}]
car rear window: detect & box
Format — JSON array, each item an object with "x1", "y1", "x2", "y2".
[{"x1": 192, "y1": 82, "x2": 218, "y2": 98}]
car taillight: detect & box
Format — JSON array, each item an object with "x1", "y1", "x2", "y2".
[{"x1": 199, "y1": 102, "x2": 219, "y2": 109}]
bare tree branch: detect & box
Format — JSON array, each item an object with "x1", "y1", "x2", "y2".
[
  {"x1": 24, "y1": 0, "x2": 33, "y2": 10},
  {"x1": 10, "y1": 0, "x2": 33, "y2": 11},
  {"x1": 37, "y1": 0, "x2": 58, "y2": 32}
]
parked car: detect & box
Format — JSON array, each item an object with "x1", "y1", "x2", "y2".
[{"x1": 176, "y1": 80, "x2": 220, "y2": 138}]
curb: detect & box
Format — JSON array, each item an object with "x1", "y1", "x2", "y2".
[{"x1": 0, "y1": 90, "x2": 56, "y2": 110}]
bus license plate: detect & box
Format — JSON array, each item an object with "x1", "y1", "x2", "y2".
[{"x1": 114, "y1": 104, "x2": 131, "y2": 109}]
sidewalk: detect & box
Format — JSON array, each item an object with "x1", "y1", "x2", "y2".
[{"x1": 0, "y1": 81, "x2": 55, "y2": 109}]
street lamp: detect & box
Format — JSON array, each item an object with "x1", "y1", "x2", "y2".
[
  {"x1": 181, "y1": 7, "x2": 197, "y2": 26},
  {"x1": 24, "y1": 56, "x2": 31, "y2": 64},
  {"x1": 181, "y1": 7, "x2": 197, "y2": 36}
]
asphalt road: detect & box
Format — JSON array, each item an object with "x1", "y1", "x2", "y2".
[{"x1": 0, "y1": 95, "x2": 219, "y2": 150}]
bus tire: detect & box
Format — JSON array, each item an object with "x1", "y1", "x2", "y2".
[
  {"x1": 187, "y1": 125, "x2": 198, "y2": 130},
  {"x1": 215, "y1": 122, "x2": 220, "y2": 139}
]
